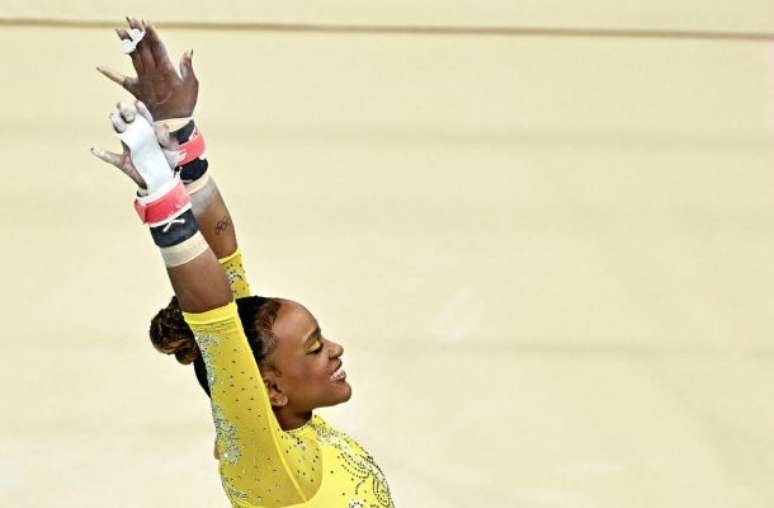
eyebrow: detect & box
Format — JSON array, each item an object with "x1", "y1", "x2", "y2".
[{"x1": 303, "y1": 326, "x2": 321, "y2": 347}]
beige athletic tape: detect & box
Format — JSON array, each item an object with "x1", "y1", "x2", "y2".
[
  {"x1": 155, "y1": 117, "x2": 193, "y2": 132},
  {"x1": 160, "y1": 231, "x2": 209, "y2": 267},
  {"x1": 184, "y1": 172, "x2": 211, "y2": 195}
]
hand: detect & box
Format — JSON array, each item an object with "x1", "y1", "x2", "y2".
[
  {"x1": 91, "y1": 101, "x2": 180, "y2": 191},
  {"x1": 97, "y1": 18, "x2": 198, "y2": 121}
]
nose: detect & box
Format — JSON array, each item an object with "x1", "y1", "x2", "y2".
[{"x1": 328, "y1": 340, "x2": 344, "y2": 359}]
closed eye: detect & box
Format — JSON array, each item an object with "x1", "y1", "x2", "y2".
[{"x1": 307, "y1": 340, "x2": 323, "y2": 354}]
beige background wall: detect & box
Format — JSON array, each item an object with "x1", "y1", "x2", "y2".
[{"x1": 1, "y1": 3, "x2": 773, "y2": 507}]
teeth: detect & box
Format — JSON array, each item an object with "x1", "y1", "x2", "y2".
[{"x1": 331, "y1": 365, "x2": 346, "y2": 381}]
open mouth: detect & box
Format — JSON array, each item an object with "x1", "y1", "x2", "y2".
[{"x1": 330, "y1": 363, "x2": 347, "y2": 382}]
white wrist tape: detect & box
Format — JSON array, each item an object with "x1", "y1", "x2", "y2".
[{"x1": 117, "y1": 114, "x2": 173, "y2": 195}]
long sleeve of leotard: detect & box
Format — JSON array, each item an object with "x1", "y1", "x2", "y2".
[
  {"x1": 183, "y1": 302, "x2": 321, "y2": 507},
  {"x1": 218, "y1": 249, "x2": 251, "y2": 299}
]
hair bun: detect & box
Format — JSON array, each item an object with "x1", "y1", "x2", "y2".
[{"x1": 149, "y1": 296, "x2": 201, "y2": 365}]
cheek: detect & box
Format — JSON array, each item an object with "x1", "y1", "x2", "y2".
[
  {"x1": 310, "y1": 356, "x2": 333, "y2": 382},
  {"x1": 286, "y1": 359, "x2": 333, "y2": 407},
  {"x1": 287, "y1": 356, "x2": 329, "y2": 390}
]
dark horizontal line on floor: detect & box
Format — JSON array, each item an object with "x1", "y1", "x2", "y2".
[{"x1": 1, "y1": 17, "x2": 772, "y2": 42}]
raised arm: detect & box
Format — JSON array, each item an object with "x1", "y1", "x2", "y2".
[
  {"x1": 97, "y1": 19, "x2": 250, "y2": 295},
  {"x1": 91, "y1": 101, "x2": 230, "y2": 312},
  {"x1": 92, "y1": 102, "x2": 316, "y2": 506}
]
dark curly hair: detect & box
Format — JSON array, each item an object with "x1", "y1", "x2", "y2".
[{"x1": 149, "y1": 295, "x2": 282, "y2": 397}]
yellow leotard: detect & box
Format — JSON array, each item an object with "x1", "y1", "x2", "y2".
[
  {"x1": 182, "y1": 250, "x2": 394, "y2": 507},
  {"x1": 219, "y1": 250, "x2": 252, "y2": 300}
]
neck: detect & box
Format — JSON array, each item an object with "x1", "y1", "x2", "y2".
[{"x1": 276, "y1": 407, "x2": 313, "y2": 431}]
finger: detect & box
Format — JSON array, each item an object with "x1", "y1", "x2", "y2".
[
  {"x1": 179, "y1": 49, "x2": 198, "y2": 83},
  {"x1": 134, "y1": 18, "x2": 156, "y2": 70},
  {"x1": 90, "y1": 147, "x2": 123, "y2": 168},
  {"x1": 117, "y1": 27, "x2": 144, "y2": 73},
  {"x1": 136, "y1": 36, "x2": 156, "y2": 71},
  {"x1": 126, "y1": 17, "x2": 153, "y2": 70},
  {"x1": 145, "y1": 24, "x2": 171, "y2": 65},
  {"x1": 155, "y1": 123, "x2": 174, "y2": 149},
  {"x1": 96, "y1": 65, "x2": 128, "y2": 86},
  {"x1": 110, "y1": 112, "x2": 127, "y2": 133},
  {"x1": 117, "y1": 102, "x2": 136, "y2": 123},
  {"x1": 91, "y1": 145, "x2": 148, "y2": 188},
  {"x1": 135, "y1": 100, "x2": 155, "y2": 125},
  {"x1": 121, "y1": 76, "x2": 140, "y2": 96},
  {"x1": 119, "y1": 143, "x2": 149, "y2": 188}
]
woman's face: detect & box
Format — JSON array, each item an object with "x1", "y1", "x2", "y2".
[{"x1": 266, "y1": 300, "x2": 352, "y2": 413}]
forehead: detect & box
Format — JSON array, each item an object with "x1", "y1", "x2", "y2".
[{"x1": 272, "y1": 300, "x2": 318, "y2": 345}]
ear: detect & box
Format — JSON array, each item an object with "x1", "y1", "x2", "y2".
[{"x1": 263, "y1": 375, "x2": 288, "y2": 408}]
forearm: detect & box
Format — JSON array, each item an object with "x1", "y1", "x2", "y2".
[
  {"x1": 167, "y1": 247, "x2": 232, "y2": 313},
  {"x1": 169, "y1": 123, "x2": 252, "y2": 298},
  {"x1": 190, "y1": 177, "x2": 237, "y2": 259},
  {"x1": 184, "y1": 173, "x2": 252, "y2": 299},
  {"x1": 182, "y1": 154, "x2": 252, "y2": 299},
  {"x1": 169, "y1": 121, "x2": 238, "y2": 259}
]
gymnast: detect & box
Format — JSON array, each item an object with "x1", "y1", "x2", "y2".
[{"x1": 92, "y1": 18, "x2": 394, "y2": 508}]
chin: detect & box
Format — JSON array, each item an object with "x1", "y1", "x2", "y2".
[
  {"x1": 328, "y1": 382, "x2": 352, "y2": 406},
  {"x1": 340, "y1": 382, "x2": 353, "y2": 402}
]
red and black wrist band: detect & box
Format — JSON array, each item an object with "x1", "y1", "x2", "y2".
[
  {"x1": 172, "y1": 120, "x2": 209, "y2": 188},
  {"x1": 134, "y1": 178, "x2": 207, "y2": 265}
]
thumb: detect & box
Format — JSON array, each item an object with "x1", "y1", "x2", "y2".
[
  {"x1": 154, "y1": 123, "x2": 176, "y2": 150},
  {"x1": 179, "y1": 49, "x2": 198, "y2": 83}
]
